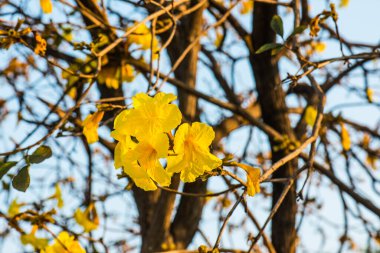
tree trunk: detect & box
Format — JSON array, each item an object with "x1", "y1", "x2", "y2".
[
  {"x1": 250, "y1": 3, "x2": 297, "y2": 253},
  {"x1": 139, "y1": 1, "x2": 206, "y2": 251}
]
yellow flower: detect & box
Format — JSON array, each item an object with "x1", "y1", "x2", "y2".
[
  {"x1": 340, "y1": 0, "x2": 349, "y2": 7},
  {"x1": 98, "y1": 66, "x2": 119, "y2": 89},
  {"x1": 167, "y1": 122, "x2": 222, "y2": 182},
  {"x1": 74, "y1": 203, "x2": 99, "y2": 232},
  {"x1": 115, "y1": 132, "x2": 171, "y2": 191},
  {"x1": 367, "y1": 88, "x2": 374, "y2": 103},
  {"x1": 313, "y1": 41, "x2": 326, "y2": 53},
  {"x1": 42, "y1": 231, "x2": 85, "y2": 253},
  {"x1": 111, "y1": 93, "x2": 181, "y2": 191},
  {"x1": 40, "y1": 0, "x2": 53, "y2": 14},
  {"x1": 127, "y1": 23, "x2": 159, "y2": 54},
  {"x1": 21, "y1": 226, "x2": 49, "y2": 250},
  {"x1": 54, "y1": 184, "x2": 64, "y2": 208},
  {"x1": 240, "y1": 0, "x2": 254, "y2": 14},
  {"x1": 115, "y1": 92, "x2": 182, "y2": 138},
  {"x1": 34, "y1": 33, "x2": 47, "y2": 56},
  {"x1": 245, "y1": 166, "x2": 261, "y2": 197},
  {"x1": 120, "y1": 63, "x2": 135, "y2": 82},
  {"x1": 83, "y1": 111, "x2": 104, "y2": 144},
  {"x1": 303, "y1": 106, "x2": 317, "y2": 126},
  {"x1": 97, "y1": 64, "x2": 136, "y2": 89},
  {"x1": 8, "y1": 198, "x2": 22, "y2": 217},
  {"x1": 111, "y1": 110, "x2": 132, "y2": 143},
  {"x1": 68, "y1": 87, "x2": 77, "y2": 100},
  {"x1": 231, "y1": 162, "x2": 261, "y2": 197},
  {"x1": 341, "y1": 123, "x2": 351, "y2": 151}
]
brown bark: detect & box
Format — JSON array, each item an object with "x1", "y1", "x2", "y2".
[
  {"x1": 250, "y1": 3, "x2": 297, "y2": 253},
  {"x1": 165, "y1": 1, "x2": 207, "y2": 249}
]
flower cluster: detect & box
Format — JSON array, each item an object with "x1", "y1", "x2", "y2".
[{"x1": 111, "y1": 92, "x2": 222, "y2": 191}]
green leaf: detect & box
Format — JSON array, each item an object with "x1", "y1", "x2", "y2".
[
  {"x1": 12, "y1": 166, "x2": 30, "y2": 192},
  {"x1": 255, "y1": 43, "x2": 283, "y2": 54},
  {"x1": 0, "y1": 161, "x2": 17, "y2": 180},
  {"x1": 29, "y1": 145, "x2": 52, "y2": 164},
  {"x1": 271, "y1": 45, "x2": 284, "y2": 55},
  {"x1": 270, "y1": 15, "x2": 284, "y2": 38},
  {"x1": 288, "y1": 25, "x2": 308, "y2": 38}
]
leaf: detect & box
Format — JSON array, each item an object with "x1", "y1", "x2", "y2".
[
  {"x1": 288, "y1": 25, "x2": 308, "y2": 38},
  {"x1": 29, "y1": 145, "x2": 52, "y2": 164},
  {"x1": 270, "y1": 15, "x2": 284, "y2": 37},
  {"x1": 12, "y1": 166, "x2": 30, "y2": 192},
  {"x1": 271, "y1": 45, "x2": 284, "y2": 56},
  {"x1": 255, "y1": 43, "x2": 283, "y2": 54},
  {"x1": 0, "y1": 161, "x2": 17, "y2": 180}
]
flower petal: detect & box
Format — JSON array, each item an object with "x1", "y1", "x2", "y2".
[
  {"x1": 123, "y1": 160, "x2": 157, "y2": 191},
  {"x1": 180, "y1": 150, "x2": 222, "y2": 183},
  {"x1": 189, "y1": 122, "x2": 215, "y2": 148},
  {"x1": 147, "y1": 162, "x2": 171, "y2": 187},
  {"x1": 154, "y1": 92, "x2": 177, "y2": 104},
  {"x1": 132, "y1": 93, "x2": 151, "y2": 108}
]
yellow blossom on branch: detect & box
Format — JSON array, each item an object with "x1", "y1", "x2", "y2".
[
  {"x1": 167, "y1": 122, "x2": 222, "y2": 182},
  {"x1": 120, "y1": 63, "x2": 135, "y2": 83},
  {"x1": 306, "y1": 41, "x2": 326, "y2": 56},
  {"x1": 303, "y1": 106, "x2": 318, "y2": 126},
  {"x1": 367, "y1": 88, "x2": 374, "y2": 103},
  {"x1": 97, "y1": 63, "x2": 135, "y2": 89},
  {"x1": 111, "y1": 92, "x2": 181, "y2": 190},
  {"x1": 340, "y1": 123, "x2": 351, "y2": 151},
  {"x1": 34, "y1": 33, "x2": 47, "y2": 56},
  {"x1": 240, "y1": 0, "x2": 254, "y2": 14},
  {"x1": 50, "y1": 184, "x2": 64, "y2": 208},
  {"x1": 8, "y1": 198, "x2": 23, "y2": 217},
  {"x1": 74, "y1": 203, "x2": 99, "y2": 232},
  {"x1": 116, "y1": 92, "x2": 182, "y2": 137},
  {"x1": 127, "y1": 23, "x2": 160, "y2": 57},
  {"x1": 239, "y1": 164, "x2": 261, "y2": 197},
  {"x1": 83, "y1": 111, "x2": 104, "y2": 144},
  {"x1": 340, "y1": 0, "x2": 349, "y2": 8},
  {"x1": 20, "y1": 226, "x2": 49, "y2": 250},
  {"x1": 97, "y1": 66, "x2": 119, "y2": 89},
  {"x1": 40, "y1": 0, "x2": 53, "y2": 14},
  {"x1": 229, "y1": 162, "x2": 261, "y2": 197},
  {"x1": 121, "y1": 133, "x2": 172, "y2": 190},
  {"x1": 41, "y1": 231, "x2": 85, "y2": 253}
]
